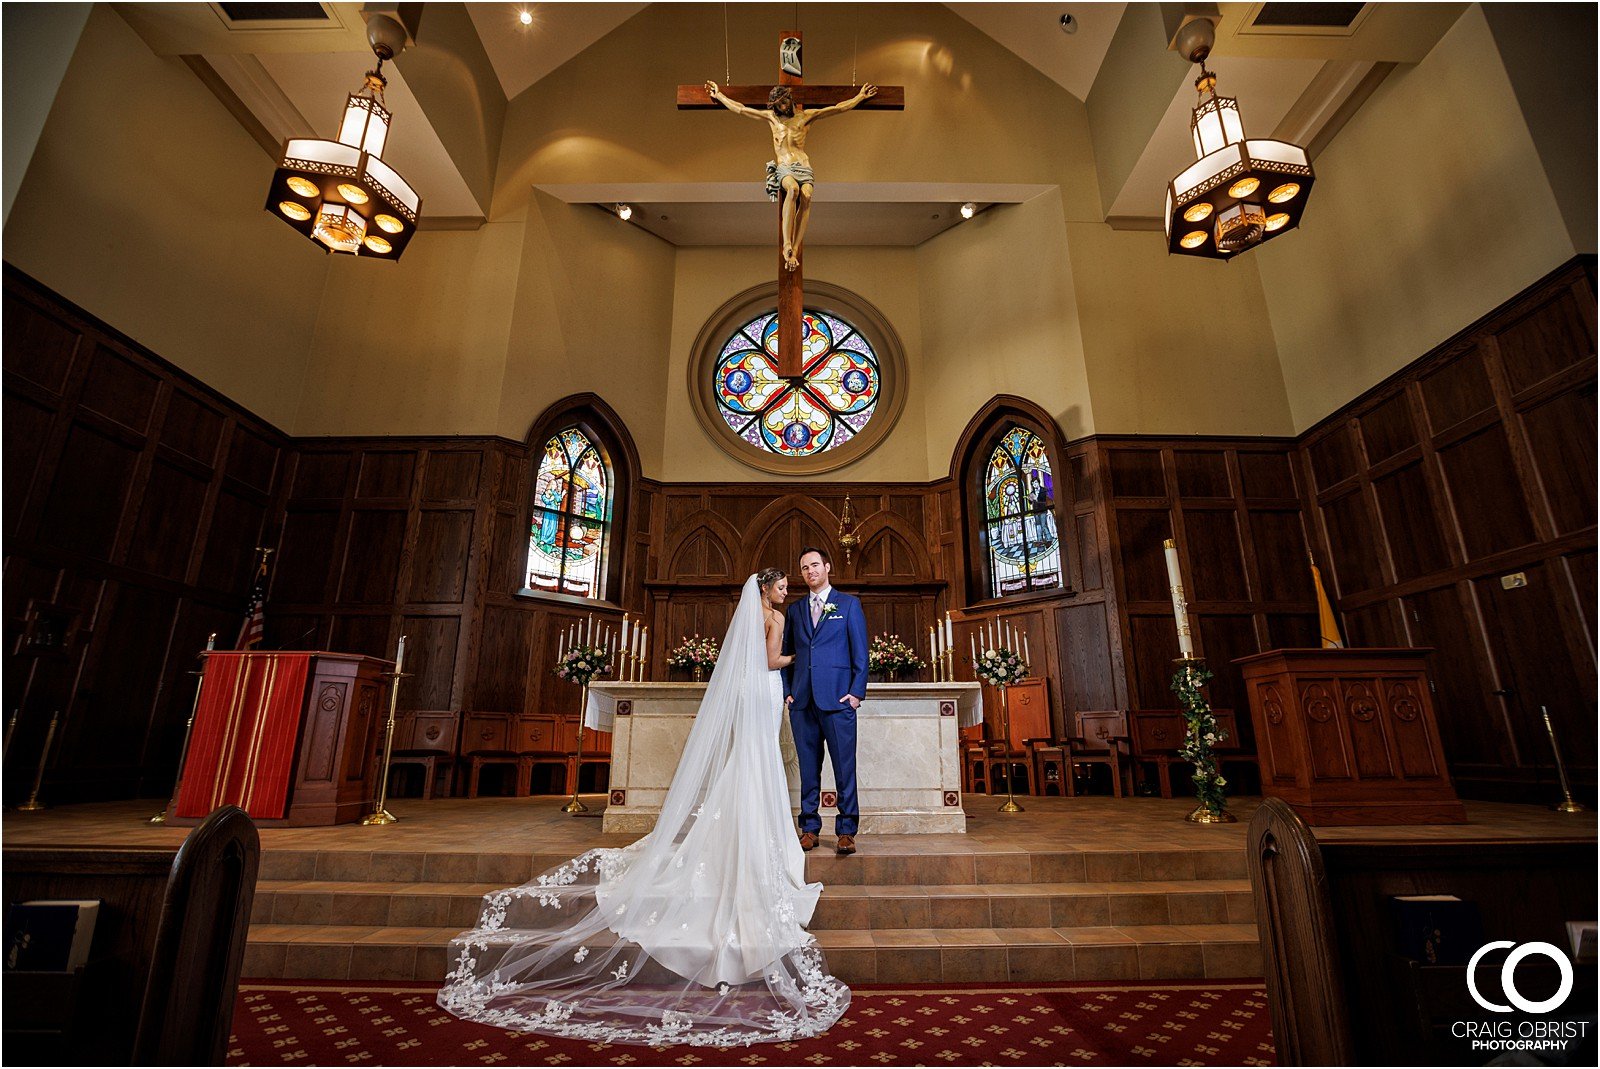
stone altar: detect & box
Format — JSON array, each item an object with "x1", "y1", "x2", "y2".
[{"x1": 586, "y1": 681, "x2": 981, "y2": 834}]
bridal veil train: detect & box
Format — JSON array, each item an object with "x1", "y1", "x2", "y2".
[{"x1": 436, "y1": 575, "x2": 850, "y2": 1045}]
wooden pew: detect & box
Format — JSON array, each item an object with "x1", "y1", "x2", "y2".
[
  {"x1": 1246, "y1": 798, "x2": 1596, "y2": 1065},
  {"x1": 3, "y1": 806, "x2": 259, "y2": 1066}
]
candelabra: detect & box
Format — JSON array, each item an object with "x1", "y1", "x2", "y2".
[
  {"x1": 150, "y1": 634, "x2": 216, "y2": 825},
  {"x1": 362, "y1": 635, "x2": 409, "y2": 826}
]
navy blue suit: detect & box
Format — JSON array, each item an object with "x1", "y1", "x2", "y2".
[{"x1": 781, "y1": 588, "x2": 869, "y2": 836}]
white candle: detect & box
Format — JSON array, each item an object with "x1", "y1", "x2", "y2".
[
  {"x1": 1023, "y1": 631, "x2": 1031, "y2": 664},
  {"x1": 970, "y1": 632, "x2": 978, "y2": 665},
  {"x1": 1164, "y1": 538, "x2": 1196, "y2": 658},
  {"x1": 558, "y1": 629, "x2": 567, "y2": 658},
  {"x1": 944, "y1": 613, "x2": 953, "y2": 646},
  {"x1": 620, "y1": 615, "x2": 630, "y2": 660}
]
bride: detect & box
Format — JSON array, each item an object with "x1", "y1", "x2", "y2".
[{"x1": 436, "y1": 568, "x2": 850, "y2": 1046}]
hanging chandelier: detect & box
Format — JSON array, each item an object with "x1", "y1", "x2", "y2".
[
  {"x1": 1163, "y1": 26, "x2": 1313, "y2": 260},
  {"x1": 264, "y1": 13, "x2": 422, "y2": 259}
]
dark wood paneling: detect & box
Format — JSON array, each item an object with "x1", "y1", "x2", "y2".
[
  {"x1": 357, "y1": 451, "x2": 415, "y2": 499},
  {"x1": 1116, "y1": 510, "x2": 1172, "y2": 601},
  {"x1": 159, "y1": 391, "x2": 224, "y2": 464},
  {"x1": 399, "y1": 616, "x2": 461, "y2": 711},
  {"x1": 39, "y1": 424, "x2": 138, "y2": 560},
  {"x1": 422, "y1": 451, "x2": 481, "y2": 501},
  {"x1": 3, "y1": 290, "x2": 79, "y2": 392},
  {"x1": 1357, "y1": 392, "x2": 1417, "y2": 465},
  {"x1": 1495, "y1": 286, "x2": 1593, "y2": 392},
  {"x1": 1435, "y1": 426, "x2": 1536, "y2": 559},
  {"x1": 1107, "y1": 450, "x2": 1165, "y2": 498},
  {"x1": 292, "y1": 453, "x2": 350, "y2": 500},
  {"x1": 1183, "y1": 510, "x2": 1248, "y2": 601},
  {"x1": 274, "y1": 509, "x2": 339, "y2": 604},
  {"x1": 79, "y1": 345, "x2": 159, "y2": 434},
  {"x1": 1320, "y1": 490, "x2": 1386, "y2": 595},
  {"x1": 1127, "y1": 615, "x2": 1180, "y2": 708},
  {"x1": 1175, "y1": 450, "x2": 1231, "y2": 497},
  {"x1": 1371, "y1": 463, "x2": 1449, "y2": 582},
  {"x1": 1420, "y1": 348, "x2": 1495, "y2": 430},
  {"x1": 1238, "y1": 451, "x2": 1297, "y2": 499},
  {"x1": 338, "y1": 510, "x2": 406, "y2": 604},
  {"x1": 1297, "y1": 260, "x2": 1595, "y2": 796},
  {"x1": 124, "y1": 462, "x2": 208, "y2": 581},
  {"x1": 1520, "y1": 387, "x2": 1597, "y2": 535},
  {"x1": 1250, "y1": 511, "x2": 1313, "y2": 601},
  {"x1": 1057, "y1": 601, "x2": 1117, "y2": 712},
  {"x1": 407, "y1": 510, "x2": 473, "y2": 603}
]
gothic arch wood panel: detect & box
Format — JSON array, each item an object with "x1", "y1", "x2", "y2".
[
  {"x1": 743, "y1": 496, "x2": 843, "y2": 576},
  {"x1": 664, "y1": 519, "x2": 738, "y2": 581},
  {"x1": 853, "y1": 513, "x2": 935, "y2": 580}
]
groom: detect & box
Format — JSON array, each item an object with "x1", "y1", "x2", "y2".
[{"x1": 782, "y1": 547, "x2": 869, "y2": 855}]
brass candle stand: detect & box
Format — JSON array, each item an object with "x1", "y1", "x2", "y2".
[
  {"x1": 4, "y1": 708, "x2": 19, "y2": 764},
  {"x1": 1173, "y1": 656, "x2": 1236, "y2": 825},
  {"x1": 562, "y1": 684, "x2": 592, "y2": 815},
  {"x1": 995, "y1": 682, "x2": 1024, "y2": 814},
  {"x1": 1542, "y1": 706, "x2": 1587, "y2": 814},
  {"x1": 151, "y1": 633, "x2": 217, "y2": 825},
  {"x1": 16, "y1": 709, "x2": 62, "y2": 812},
  {"x1": 363, "y1": 635, "x2": 409, "y2": 826}
]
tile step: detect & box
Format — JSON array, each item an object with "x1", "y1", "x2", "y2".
[
  {"x1": 253, "y1": 879, "x2": 1257, "y2": 930},
  {"x1": 243, "y1": 923, "x2": 1262, "y2": 984},
  {"x1": 256, "y1": 847, "x2": 1247, "y2": 887}
]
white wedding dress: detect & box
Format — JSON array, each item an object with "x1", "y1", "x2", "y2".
[{"x1": 436, "y1": 576, "x2": 849, "y2": 1046}]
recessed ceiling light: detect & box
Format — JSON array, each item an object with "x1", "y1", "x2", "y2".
[
  {"x1": 518, "y1": 10, "x2": 533, "y2": 27},
  {"x1": 616, "y1": 203, "x2": 633, "y2": 221},
  {"x1": 1060, "y1": 13, "x2": 1077, "y2": 34},
  {"x1": 960, "y1": 202, "x2": 977, "y2": 220}
]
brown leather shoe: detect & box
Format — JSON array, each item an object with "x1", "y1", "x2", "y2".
[
  {"x1": 798, "y1": 831, "x2": 818, "y2": 852},
  {"x1": 835, "y1": 834, "x2": 857, "y2": 856}
]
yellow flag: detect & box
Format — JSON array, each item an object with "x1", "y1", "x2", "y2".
[{"x1": 1311, "y1": 557, "x2": 1344, "y2": 649}]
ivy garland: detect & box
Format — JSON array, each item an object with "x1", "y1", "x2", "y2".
[{"x1": 1171, "y1": 661, "x2": 1229, "y2": 816}]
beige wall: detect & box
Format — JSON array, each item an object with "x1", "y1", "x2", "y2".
[
  {"x1": 2, "y1": 6, "x2": 326, "y2": 432},
  {"x1": 295, "y1": 220, "x2": 524, "y2": 436},
  {"x1": 918, "y1": 192, "x2": 1095, "y2": 473},
  {"x1": 496, "y1": 190, "x2": 677, "y2": 456},
  {"x1": 661, "y1": 244, "x2": 928, "y2": 482},
  {"x1": 2, "y1": 3, "x2": 90, "y2": 223},
  {"x1": 1256, "y1": 4, "x2": 1578, "y2": 432},
  {"x1": 1067, "y1": 222, "x2": 1293, "y2": 437}
]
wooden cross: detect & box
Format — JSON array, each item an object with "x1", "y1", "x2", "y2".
[{"x1": 679, "y1": 31, "x2": 903, "y2": 379}]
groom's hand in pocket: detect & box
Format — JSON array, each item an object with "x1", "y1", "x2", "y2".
[{"x1": 841, "y1": 694, "x2": 860, "y2": 710}]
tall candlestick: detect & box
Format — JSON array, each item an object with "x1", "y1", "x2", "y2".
[
  {"x1": 970, "y1": 632, "x2": 978, "y2": 665},
  {"x1": 929, "y1": 625, "x2": 937, "y2": 679},
  {"x1": 1164, "y1": 538, "x2": 1196, "y2": 658},
  {"x1": 620, "y1": 615, "x2": 630, "y2": 660},
  {"x1": 945, "y1": 613, "x2": 953, "y2": 647}
]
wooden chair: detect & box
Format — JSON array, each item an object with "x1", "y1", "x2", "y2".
[
  {"x1": 386, "y1": 753, "x2": 443, "y2": 799},
  {"x1": 1029, "y1": 739, "x2": 1070, "y2": 796},
  {"x1": 962, "y1": 739, "x2": 989, "y2": 794},
  {"x1": 1128, "y1": 708, "x2": 1248, "y2": 797},
  {"x1": 1064, "y1": 710, "x2": 1130, "y2": 797},
  {"x1": 515, "y1": 715, "x2": 567, "y2": 795},
  {"x1": 984, "y1": 740, "x2": 1034, "y2": 796}
]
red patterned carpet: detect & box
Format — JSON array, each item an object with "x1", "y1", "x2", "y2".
[{"x1": 227, "y1": 979, "x2": 1274, "y2": 1066}]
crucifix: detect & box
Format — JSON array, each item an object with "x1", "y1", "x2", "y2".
[{"x1": 679, "y1": 31, "x2": 903, "y2": 379}]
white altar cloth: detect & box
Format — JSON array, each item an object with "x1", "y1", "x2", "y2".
[{"x1": 587, "y1": 681, "x2": 981, "y2": 834}]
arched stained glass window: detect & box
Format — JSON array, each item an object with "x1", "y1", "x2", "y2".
[
  {"x1": 714, "y1": 309, "x2": 881, "y2": 458},
  {"x1": 528, "y1": 428, "x2": 611, "y2": 597},
  {"x1": 983, "y1": 427, "x2": 1061, "y2": 598}
]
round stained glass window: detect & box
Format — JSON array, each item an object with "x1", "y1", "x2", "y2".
[{"x1": 714, "y1": 310, "x2": 882, "y2": 458}]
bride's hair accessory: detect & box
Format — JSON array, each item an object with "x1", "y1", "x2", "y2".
[{"x1": 755, "y1": 566, "x2": 786, "y2": 589}]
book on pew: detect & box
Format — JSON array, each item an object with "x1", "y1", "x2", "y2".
[
  {"x1": 1389, "y1": 895, "x2": 1483, "y2": 965},
  {"x1": 3, "y1": 900, "x2": 101, "y2": 972}
]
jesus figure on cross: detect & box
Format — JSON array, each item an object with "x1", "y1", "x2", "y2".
[{"x1": 703, "y1": 80, "x2": 878, "y2": 271}]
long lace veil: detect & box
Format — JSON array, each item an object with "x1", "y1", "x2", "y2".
[{"x1": 437, "y1": 576, "x2": 850, "y2": 1046}]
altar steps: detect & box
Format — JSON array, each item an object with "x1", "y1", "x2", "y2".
[
  {"x1": 240, "y1": 921, "x2": 1261, "y2": 984},
  {"x1": 241, "y1": 843, "x2": 1262, "y2": 984}
]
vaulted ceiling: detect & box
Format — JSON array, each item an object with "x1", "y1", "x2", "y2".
[{"x1": 114, "y1": 2, "x2": 1466, "y2": 242}]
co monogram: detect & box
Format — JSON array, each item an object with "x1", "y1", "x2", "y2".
[{"x1": 1466, "y1": 941, "x2": 1574, "y2": 1014}]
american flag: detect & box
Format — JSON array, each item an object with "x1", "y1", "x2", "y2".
[{"x1": 236, "y1": 552, "x2": 271, "y2": 649}]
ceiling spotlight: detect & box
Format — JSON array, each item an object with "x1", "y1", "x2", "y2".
[
  {"x1": 960, "y1": 202, "x2": 977, "y2": 220},
  {"x1": 616, "y1": 203, "x2": 633, "y2": 222},
  {"x1": 1059, "y1": 13, "x2": 1077, "y2": 34},
  {"x1": 518, "y1": 9, "x2": 533, "y2": 26}
]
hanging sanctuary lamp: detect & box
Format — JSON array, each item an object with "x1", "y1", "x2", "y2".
[{"x1": 264, "y1": 12, "x2": 422, "y2": 259}]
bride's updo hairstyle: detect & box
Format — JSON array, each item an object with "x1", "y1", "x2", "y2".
[{"x1": 755, "y1": 566, "x2": 786, "y2": 592}]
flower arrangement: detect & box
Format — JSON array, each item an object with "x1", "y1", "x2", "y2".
[
  {"x1": 868, "y1": 634, "x2": 927, "y2": 679},
  {"x1": 666, "y1": 635, "x2": 720, "y2": 680},
  {"x1": 973, "y1": 646, "x2": 1029, "y2": 687},
  {"x1": 555, "y1": 644, "x2": 612, "y2": 686},
  {"x1": 1172, "y1": 661, "x2": 1230, "y2": 818}
]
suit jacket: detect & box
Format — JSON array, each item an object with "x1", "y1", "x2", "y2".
[{"x1": 782, "y1": 589, "x2": 869, "y2": 711}]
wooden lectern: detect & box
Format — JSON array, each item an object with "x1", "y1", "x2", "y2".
[
  {"x1": 168, "y1": 651, "x2": 391, "y2": 826},
  {"x1": 1235, "y1": 648, "x2": 1466, "y2": 825}
]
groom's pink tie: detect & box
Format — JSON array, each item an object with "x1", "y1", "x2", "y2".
[{"x1": 811, "y1": 595, "x2": 822, "y2": 626}]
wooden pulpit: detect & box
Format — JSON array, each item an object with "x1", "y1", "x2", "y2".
[
  {"x1": 167, "y1": 651, "x2": 391, "y2": 826},
  {"x1": 1235, "y1": 648, "x2": 1466, "y2": 825}
]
